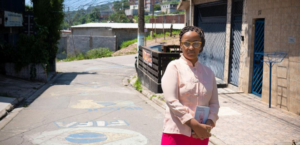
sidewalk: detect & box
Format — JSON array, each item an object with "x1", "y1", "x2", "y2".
[
  {"x1": 126, "y1": 75, "x2": 300, "y2": 145},
  {"x1": 214, "y1": 88, "x2": 300, "y2": 145},
  {"x1": 0, "y1": 74, "x2": 57, "y2": 120}
]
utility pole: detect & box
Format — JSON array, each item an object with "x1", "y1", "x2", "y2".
[
  {"x1": 138, "y1": 0, "x2": 145, "y2": 53},
  {"x1": 151, "y1": 0, "x2": 154, "y2": 38},
  {"x1": 163, "y1": 14, "x2": 165, "y2": 40},
  {"x1": 190, "y1": 0, "x2": 192, "y2": 26},
  {"x1": 155, "y1": 18, "x2": 157, "y2": 42},
  {"x1": 68, "y1": 7, "x2": 71, "y2": 27}
]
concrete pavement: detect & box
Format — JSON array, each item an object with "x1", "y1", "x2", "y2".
[
  {"x1": 130, "y1": 74, "x2": 300, "y2": 145},
  {"x1": 0, "y1": 55, "x2": 165, "y2": 145},
  {"x1": 0, "y1": 75, "x2": 46, "y2": 120},
  {"x1": 1, "y1": 54, "x2": 300, "y2": 145}
]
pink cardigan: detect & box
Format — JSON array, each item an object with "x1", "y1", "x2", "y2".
[{"x1": 161, "y1": 55, "x2": 220, "y2": 137}]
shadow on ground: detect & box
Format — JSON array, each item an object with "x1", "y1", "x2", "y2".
[{"x1": 52, "y1": 72, "x2": 97, "y2": 85}]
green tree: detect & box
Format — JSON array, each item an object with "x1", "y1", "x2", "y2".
[
  {"x1": 154, "y1": 4, "x2": 161, "y2": 11},
  {"x1": 109, "y1": 11, "x2": 130, "y2": 23},
  {"x1": 31, "y1": 0, "x2": 64, "y2": 63},
  {"x1": 113, "y1": 0, "x2": 129, "y2": 11},
  {"x1": 25, "y1": 5, "x2": 33, "y2": 11},
  {"x1": 89, "y1": 8, "x2": 101, "y2": 22},
  {"x1": 170, "y1": 0, "x2": 179, "y2": 4}
]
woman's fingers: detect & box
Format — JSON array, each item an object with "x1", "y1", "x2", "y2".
[{"x1": 192, "y1": 134, "x2": 199, "y2": 138}]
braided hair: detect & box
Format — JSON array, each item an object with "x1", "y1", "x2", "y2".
[{"x1": 179, "y1": 26, "x2": 205, "y2": 52}]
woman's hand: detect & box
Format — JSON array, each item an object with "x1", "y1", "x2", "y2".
[
  {"x1": 205, "y1": 119, "x2": 215, "y2": 132},
  {"x1": 185, "y1": 118, "x2": 212, "y2": 140}
]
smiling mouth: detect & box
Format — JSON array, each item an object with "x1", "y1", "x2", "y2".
[{"x1": 187, "y1": 52, "x2": 196, "y2": 55}]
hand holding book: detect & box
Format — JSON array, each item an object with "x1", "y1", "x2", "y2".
[{"x1": 194, "y1": 106, "x2": 210, "y2": 124}]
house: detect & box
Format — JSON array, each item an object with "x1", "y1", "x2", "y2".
[
  {"x1": 130, "y1": 5, "x2": 139, "y2": 9},
  {"x1": 161, "y1": 4, "x2": 178, "y2": 13},
  {"x1": 178, "y1": 0, "x2": 300, "y2": 115},
  {"x1": 149, "y1": 14, "x2": 184, "y2": 23},
  {"x1": 125, "y1": 9, "x2": 138, "y2": 17},
  {"x1": 128, "y1": 0, "x2": 161, "y2": 12},
  {"x1": 162, "y1": 0, "x2": 179, "y2": 3}
]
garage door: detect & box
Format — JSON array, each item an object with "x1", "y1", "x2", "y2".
[{"x1": 194, "y1": 1, "x2": 227, "y2": 80}]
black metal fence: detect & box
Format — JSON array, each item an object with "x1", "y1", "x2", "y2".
[{"x1": 137, "y1": 45, "x2": 181, "y2": 93}]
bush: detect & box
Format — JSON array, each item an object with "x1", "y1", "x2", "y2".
[
  {"x1": 0, "y1": 24, "x2": 50, "y2": 73},
  {"x1": 86, "y1": 48, "x2": 112, "y2": 58},
  {"x1": 61, "y1": 48, "x2": 112, "y2": 61},
  {"x1": 120, "y1": 38, "x2": 137, "y2": 49}
]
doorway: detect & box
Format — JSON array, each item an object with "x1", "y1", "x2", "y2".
[{"x1": 251, "y1": 19, "x2": 265, "y2": 97}]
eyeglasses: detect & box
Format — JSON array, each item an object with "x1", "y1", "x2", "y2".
[{"x1": 182, "y1": 41, "x2": 202, "y2": 48}]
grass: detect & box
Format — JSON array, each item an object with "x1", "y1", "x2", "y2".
[
  {"x1": 120, "y1": 38, "x2": 138, "y2": 49},
  {"x1": 120, "y1": 30, "x2": 181, "y2": 49},
  {"x1": 157, "y1": 95, "x2": 161, "y2": 100},
  {"x1": 133, "y1": 78, "x2": 142, "y2": 92},
  {"x1": 150, "y1": 95, "x2": 157, "y2": 100},
  {"x1": 58, "y1": 48, "x2": 112, "y2": 62}
]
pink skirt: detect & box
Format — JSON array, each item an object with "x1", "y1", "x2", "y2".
[{"x1": 161, "y1": 133, "x2": 209, "y2": 145}]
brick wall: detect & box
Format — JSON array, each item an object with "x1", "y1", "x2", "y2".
[
  {"x1": 61, "y1": 35, "x2": 117, "y2": 56},
  {"x1": 149, "y1": 14, "x2": 185, "y2": 23}
]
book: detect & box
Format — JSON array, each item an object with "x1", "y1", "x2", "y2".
[{"x1": 194, "y1": 106, "x2": 210, "y2": 124}]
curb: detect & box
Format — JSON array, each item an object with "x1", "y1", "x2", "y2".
[
  {"x1": 24, "y1": 73, "x2": 62, "y2": 104},
  {"x1": 123, "y1": 74, "x2": 227, "y2": 145},
  {"x1": 0, "y1": 73, "x2": 62, "y2": 128},
  {"x1": 123, "y1": 75, "x2": 166, "y2": 110},
  {"x1": 209, "y1": 135, "x2": 227, "y2": 145},
  {"x1": 0, "y1": 97, "x2": 24, "y2": 121}
]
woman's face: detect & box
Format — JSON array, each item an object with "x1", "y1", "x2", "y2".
[{"x1": 180, "y1": 31, "x2": 202, "y2": 61}]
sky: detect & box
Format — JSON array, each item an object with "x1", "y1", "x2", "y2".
[{"x1": 25, "y1": 0, "x2": 114, "y2": 11}]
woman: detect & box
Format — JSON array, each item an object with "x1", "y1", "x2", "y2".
[{"x1": 161, "y1": 26, "x2": 220, "y2": 145}]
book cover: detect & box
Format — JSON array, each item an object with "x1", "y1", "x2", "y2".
[{"x1": 194, "y1": 106, "x2": 210, "y2": 124}]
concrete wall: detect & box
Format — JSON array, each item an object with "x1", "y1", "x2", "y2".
[
  {"x1": 72, "y1": 27, "x2": 114, "y2": 36},
  {"x1": 57, "y1": 35, "x2": 117, "y2": 58},
  {"x1": 68, "y1": 35, "x2": 117, "y2": 55},
  {"x1": 113, "y1": 29, "x2": 137, "y2": 47},
  {"x1": 149, "y1": 14, "x2": 185, "y2": 23},
  {"x1": 57, "y1": 36, "x2": 68, "y2": 54},
  {"x1": 4, "y1": 63, "x2": 47, "y2": 82},
  {"x1": 69, "y1": 27, "x2": 176, "y2": 52},
  {"x1": 125, "y1": 9, "x2": 138, "y2": 16}
]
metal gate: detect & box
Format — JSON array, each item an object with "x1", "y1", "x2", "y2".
[
  {"x1": 229, "y1": 0, "x2": 243, "y2": 86},
  {"x1": 194, "y1": 2, "x2": 227, "y2": 80},
  {"x1": 251, "y1": 20, "x2": 265, "y2": 97}
]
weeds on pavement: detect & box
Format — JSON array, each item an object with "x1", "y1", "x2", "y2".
[{"x1": 133, "y1": 78, "x2": 142, "y2": 92}]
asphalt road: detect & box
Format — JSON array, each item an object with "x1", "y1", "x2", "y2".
[{"x1": 0, "y1": 55, "x2": 165, "y2": 145}]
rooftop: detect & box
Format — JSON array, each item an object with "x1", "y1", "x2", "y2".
[{"x1": 71, "y1": 23, "x2": 185, "y2": 30}]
